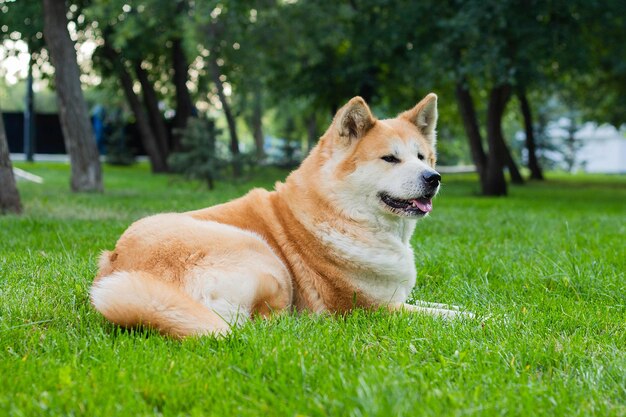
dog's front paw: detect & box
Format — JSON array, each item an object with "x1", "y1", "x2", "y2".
[
  {"x1": 425, "y1": 306, "x2": 475, "y2": 320},
  {"x1": 391, "y1": 302, "x2": 475, "y2": 320}
]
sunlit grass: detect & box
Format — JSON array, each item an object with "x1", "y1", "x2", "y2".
[{"x1": 1, "y1": 162, "x2": 624, "y2": 416}]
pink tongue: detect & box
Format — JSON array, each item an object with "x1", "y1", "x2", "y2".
[{"x1": 411, "y1": 198, "x2": 433, "y2": 213}]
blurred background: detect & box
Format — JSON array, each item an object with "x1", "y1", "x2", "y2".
[{"x1": 0, "y1": 0, "x2": 624, "y2": 199}]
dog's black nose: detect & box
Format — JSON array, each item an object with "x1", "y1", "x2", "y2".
[{"x1": 422, "y1": 170, "x2": 441, "y2": 185}]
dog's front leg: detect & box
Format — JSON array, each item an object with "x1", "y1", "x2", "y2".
[{"x1": 388, "y1": 302, "x2": 474, "y2": 319}]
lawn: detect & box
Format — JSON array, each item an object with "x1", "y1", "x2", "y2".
[{"x1": 1, "y1": 162, "x2": 624, "y2": 416}]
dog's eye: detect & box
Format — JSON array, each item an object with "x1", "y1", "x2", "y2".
[
  {"x1": 381, "y1": 155, "x2": 401, "y2": 164},
  {"x1": 418, "y1": 153, "x2": 425, "y2": 161}
]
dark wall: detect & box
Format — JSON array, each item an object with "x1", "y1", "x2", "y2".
[
  {"x1": 3, "y1": 112, "x2": 66, "y2": 154},
  {"x1": 2, "y1": 112, "x2": 146, "y2": 155}
]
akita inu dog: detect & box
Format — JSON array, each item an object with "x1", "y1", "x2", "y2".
[{"x1": 90, "y1": 93, "x2": 470, "y2": 338}]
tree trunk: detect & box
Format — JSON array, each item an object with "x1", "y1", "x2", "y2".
[
  {"x1": 517, "y1": 89, "x2": 544, "y2": 180},
  {"x1": 210, "y1": 53, "x2": 241, "y2": 177},
  {"x1": 455, "y1": 81, "x2": 487, "y2": 188},
  {"x1": 102, "y1": 43, "x2": 168, "y2": 173},
  {"x1": 500, "y1": 137, "x2": 525, "y2": 184},
  {"x1": 484, "y1": 85, "x2": 510, "y2": 196},
  {"x1": 134, "y1": 61, "x2": 170, "y2": 157},
  {"x1": 251, "y1": 89, "x2": 265, "y2": 161},
  {"x1": 172, "y1": 37, "x2": 194, "y2": 151},
  {"x1": 43, "y1": 0, "x2": 102, "y2": 192},
  {"x1": 0, "y1": 111, "x2": 22, "y2": 214}
]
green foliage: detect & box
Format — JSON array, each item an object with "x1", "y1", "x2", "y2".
[
  {"x1": 1, "y1": 162, "x2": 625, "y2": 416},
  {"x1": 0, "y1": 0, "x2": 44, "y2": 50},
  {"x1": 248, "y1": 0, "x2": 416, "y2": 112},
  {"x1": 85, "y1": 0, "x2": 194, "y2": 116},
  {"x1": 565, "y1": 1, "x2": 626, "y2": 127},
  {"x1": 0, "y1": 79, "x2": 57, "y2": 112},
  {"x1": 2, "y1": 0, "x2": 625, "y2": 180},
  {"x1": 104, "y1": 110, "x2": 135, "y2": 166},
  {"x1": 168, "y1": 117, "x2": 229, "y2": 189},
  {"x1": 436, "y1": 132, "x2": 470, "y2": 166}
]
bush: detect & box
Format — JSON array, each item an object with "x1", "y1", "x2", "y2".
[
  {"x1": 104, "y1": 111, "x2": 136, "y2": 166},
  {"x1": 168, "y1": 117, "x2": 230, "y2": 189}
]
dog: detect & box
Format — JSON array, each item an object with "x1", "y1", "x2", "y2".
[{"x1": 90, "y1": 93, "x2": 470, "y2": 338}]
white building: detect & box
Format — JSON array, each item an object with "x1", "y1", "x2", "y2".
[
  {"x1": 532, "y1": 118, "x2": 626, "y2": 174},
  {"x1": 575, "y1": 123, "x2": 626, "y2": 174}
]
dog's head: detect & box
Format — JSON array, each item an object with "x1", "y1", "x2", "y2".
[{"x1": 310, "y1": 94, "x2": 440, "y2": 221}]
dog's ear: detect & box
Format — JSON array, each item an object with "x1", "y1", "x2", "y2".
[
  {"x1": 400, "y1": 93, "x2": 438, "y2": 144},
  {"x1": 335, "y1": 96, "x2": 376, "y2": 141}
]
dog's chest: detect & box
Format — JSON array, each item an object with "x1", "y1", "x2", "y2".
[{"x1": 316, "y1": 226, "x2": 416, "y2": 304}]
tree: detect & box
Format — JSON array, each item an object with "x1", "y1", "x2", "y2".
[
  {"x1": 171, "y1": 1, "x2": 196, "y2": 150},
  {"x1": 97, "y1": 39, "x2": 169, "y2": 173},
  {"x1": 84, "y1": 0, "x2": 206, "y2": 172},
  {"x1": 484, "y1": 0, "x2": 601, "y2": 182},
  {"x1": 484, "y1": 85, "x2": 512, "y2": 195},
  {"x1": 1, "y1": 0, "x2": 610, "y2": 191},
  {"x1": 86, "y1": 2, "x2": 170, "y2": 173},
  {"x1": 563, "y1": 0, "x2": 626, "y2": 128},
  {"x1": 195, "y1": 1, "x2": 293, "y2": 163},
  {"x1": 403, "y1": 0, "x2": 513, "y2": 195},
  {"x1": 517, "y1": 88, "x2": 544, "y2": 180},
  {"x1": 0, "y1": 111, "x2": 22, "y2": 214},
  {"x1": 209, "y1": 48, "x2": 242, "y2": 176},
  {"x1": 397, "y1": 0, "x2": 596, "y2": 193},
  {"x1": 134, "y1": 61, "x2": 170, "y2": 160},
  {"x1": 192, "y1": 2, "x2": 258, "y2": 176},
  {"x1": 257, "y1": 0, "x2": 415, "y2": 115},
  {"x1": 254, "y1": 0, "x2": 522, "y2": 194},
  {"x1": 247, "y1": 89, "x2": 266, "y2": 161},
  {"x1": 455, "y1": 81, "x2": 487, "y2": 187},
  {"x1": 42, "y1": 0, "x2": 103, "y2": 192},
  {"x1": 1, "y1": 2, "x2": 45, "y2": 162}
]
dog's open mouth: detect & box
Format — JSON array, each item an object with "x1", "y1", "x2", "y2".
[{"x1": 379, "y1": 193, "x2": 433, "y2": 216}]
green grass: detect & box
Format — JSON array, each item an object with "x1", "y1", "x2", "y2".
[{"x1": 1, "y1": 162, "x2": 625, "y2": 416}]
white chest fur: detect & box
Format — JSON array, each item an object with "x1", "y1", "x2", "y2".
[{"x1": 315, "y1": 220, "x2": 417, "y2": 304}]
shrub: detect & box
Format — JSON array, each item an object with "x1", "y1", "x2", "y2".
[
  {"x1": 168, "y1": 117, "x2": 229, "y2": 189},
  {"x1": 104, "y1": 111, "x2": 136, "y2": 166}
]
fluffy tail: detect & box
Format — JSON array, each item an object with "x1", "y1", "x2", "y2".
[{"x1": 90, "y1": 271, "x2": 230, "y2": 338}]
